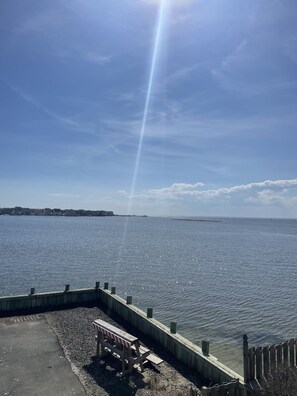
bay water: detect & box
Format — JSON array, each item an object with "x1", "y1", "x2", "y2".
[{"x1": 1, "y1": 215, "x2": 296, "y2": 374}]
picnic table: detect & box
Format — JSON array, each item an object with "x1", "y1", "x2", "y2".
[{"x1": 92, "y1": 319, "x2": 151, "y2": 376}]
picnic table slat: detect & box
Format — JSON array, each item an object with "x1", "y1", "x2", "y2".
[{"x1": 93, "y1": 319, "x2": 138, "y2": 344}]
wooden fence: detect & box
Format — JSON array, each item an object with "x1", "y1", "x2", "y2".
[
  {"x1": 243, "y1": 334, "x2": 297, "y2": 387},
  {"x1": 201, "y1": 379, "x2": 243, "y2": 396}
]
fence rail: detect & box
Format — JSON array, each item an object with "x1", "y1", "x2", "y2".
[{"x1": 243, "y1": 335, "x2": 297, "y2": 384}]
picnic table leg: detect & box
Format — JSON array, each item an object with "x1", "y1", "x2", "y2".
[
  {"x1": 97, "y1": 332, "x2": 106, "y2": 358},
  {"x1": 122, "y1": 347, "x2": 126, "y2": 376},
  {"x1": 127, "y1": 348, "x2": 133, "y2": 374},
  {"x1": 135, "y1": 343, "x2": 145, "y2": 372},
  {"x1": 96, "y1": 330, "x2": 100, "y2": 357}
]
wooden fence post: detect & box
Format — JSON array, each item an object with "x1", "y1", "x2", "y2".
[
  {"x1": 270, "y1": 346, "x2": 276, "y2": 371},
  {"x1": 277, "y1": 344, "x2": 283, "y2": 368},
  {"x1": 202, "y1": 340, "x2": 210, "y2": 356},
  {"x1": 283, "y1": 341, "x2": 289, "y2": 365},
  {"x1": 170, "y1": 322, "x2": 177, "y2": 334},
  {"x1": 243, "y1": 334, "x2": 249, "y2": 383},
  {"x1": 255, "y1": 347, "x2": 263, "y2": 380},
  {"x1": 289, "y1": 339, "x2": 295, "y2": 366},
  {"x1": 263, "y1": 346, "x2": 269, "y2": 378}
]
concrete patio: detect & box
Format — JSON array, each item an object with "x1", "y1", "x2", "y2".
[{"x1": 0, "y1": 314, "x2": 86, "y2": 396}]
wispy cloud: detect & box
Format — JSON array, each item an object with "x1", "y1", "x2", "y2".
[
  {"x1": 16, "y1": 8, "x2": 68, "y2": 34},
  {"x1": 283, "y1": 37, "x2": 297, "y2": 63},
  {"x1": 55, "y1": 48, "x2": 112, "y2": 66},
  {"x1": 84, "y1": 52, "x2": 111, "y2": 65},
  {"x1": 102, "y1": 110, "x2": 293, "y2": 146},
  {"x1": 212, "y1": 35, "x2": 297, "y2": 95},
  {"x1": 7, "y1": 83, "x2": 95, "y2": 134},
  {"x1": 165, "y1": 63, "x2": 203, "y2": 86},
  {"x1": 48, "y1": 193, "x2": 80, "y2": 198}
]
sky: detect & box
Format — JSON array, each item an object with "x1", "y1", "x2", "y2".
[{"x1": 0, "y1": 0, "x2": 297, "y2": 218}]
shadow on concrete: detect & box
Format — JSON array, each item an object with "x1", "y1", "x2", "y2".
[{"x1": 83, "y1": 355, "x2": 147, "y2": 396}]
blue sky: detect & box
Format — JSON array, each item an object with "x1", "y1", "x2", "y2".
[{"x1": 1, "y1": 0, "x2": 297, "y2": 217}]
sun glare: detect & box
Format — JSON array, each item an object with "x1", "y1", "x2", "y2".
[{"x1": 146, "y1": 0, "x2": 192, "y2": 7}]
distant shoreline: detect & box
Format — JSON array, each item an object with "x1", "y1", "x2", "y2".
[{"x1": 0, "y1": 206, "x2": 114, "y2": 217}]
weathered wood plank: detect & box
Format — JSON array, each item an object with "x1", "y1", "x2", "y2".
[
  {"x1": 96, "y1": 329, "x2": 100, "y2": 356},
  {"x1": 243, "y1": 335, "x2": 249, "y2": 383},
  {"x1": 93, "y1": 319, "x2": 138, "y2": 343},
  {"x1": 283, "y1": 341, "x2": 289, "y2": 366},
  {"x1": 249, "y1": 347, "x2": 255, "y2": 381},
  {"x1": 276, "y1": 344, "x2": 283, "y2": 368},
  {"x1": 255, "y1": 347, "x2": 263, "y2": 379},
  {"x1": 263, "y1": 346, "x2": 269, "y2": 377},
  {"x1": 270, "y1": 345, "x2": 276, "y2": 371},
  {"x1": 289, "y1": 338, "x2": 295, "y2": 366}
]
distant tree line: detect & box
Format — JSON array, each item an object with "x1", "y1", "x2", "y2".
[{"x1": 0, "y1": 206, "x2": 114, "y2": 217}]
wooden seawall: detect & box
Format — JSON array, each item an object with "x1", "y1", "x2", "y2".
[
  {"x1": 0, "y1": 284, "x2": 100, "y2": 314},
  {"x1": 0, "y1": 283, "x2": 244, "y2": 388}
]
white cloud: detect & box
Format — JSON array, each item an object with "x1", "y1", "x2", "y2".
[
  {"x1": 135, "y1": 178, "x2": 297, "y2": 202},
  {"x1": 148, "y1": 182, "x2": 204, "y2": 196},
  {"x1": 247, "y1": 189, "x2": 297, "y2": 207}
]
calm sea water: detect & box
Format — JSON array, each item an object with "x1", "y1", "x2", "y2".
[{"x1": 1, "y1": 215, "x2": 296, "y2": 374}]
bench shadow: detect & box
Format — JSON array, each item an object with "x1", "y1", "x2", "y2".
[{"x1": 83, "y1": 354, "x2": 147, "y2": 396}]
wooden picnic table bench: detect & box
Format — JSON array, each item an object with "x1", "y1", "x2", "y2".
[{"x1": 92, "y1": 319, "x2": 151, "y2": 376}]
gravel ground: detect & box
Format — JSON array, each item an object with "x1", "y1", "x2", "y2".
[{"x1": 46, "y1": 306, "x2": 202, "y2": 396}]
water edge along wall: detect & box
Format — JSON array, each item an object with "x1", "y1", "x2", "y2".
[{"x1": 0, "y1": 283, "x2": 244, "y2": 387}]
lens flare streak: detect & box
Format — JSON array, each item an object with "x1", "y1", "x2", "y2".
[
  {"x1": 115, "y1": 0, "x2": 167, "y2": 280},
  {"x1": 127, "y1": 0, "x2": 167, "y2": 214}
]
